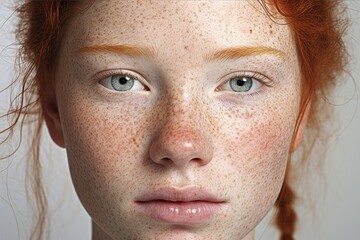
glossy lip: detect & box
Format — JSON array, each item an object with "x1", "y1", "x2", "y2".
[{"x1": 134, "y1": 187, "x2": 228, "y2": 225}]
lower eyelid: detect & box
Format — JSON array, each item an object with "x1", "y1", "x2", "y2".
[{"x1": 225, "y1": 87, "x2": 270, "y2": 102}]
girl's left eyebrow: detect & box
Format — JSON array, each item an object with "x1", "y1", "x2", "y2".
[
  {"x1": 205, "y1": 46, "x2": 285, "y2": 62},
  {"x1": 79, "y1": 44, "x2": 285, "y2": 62}
]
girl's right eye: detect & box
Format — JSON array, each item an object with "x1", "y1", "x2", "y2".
[{"x1": 99, "y1": 73, "x2": 147, "y2": 92}]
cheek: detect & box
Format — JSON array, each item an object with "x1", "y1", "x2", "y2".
[
  {"x1": 219, "y1": 81, "x2": 299, "y2": 178},
  {"x1": 217, "y1": 102, "x2": 297, "y2": 217},
  {"x1": 227, "y1": 117, "x2": 293, "y2": 175},
  {"x1": 231, "y1": 117, "x2": 291, "y2": 196},
  {"x1": 57, "y1": 91, "x2": 155, "y2": 211}
]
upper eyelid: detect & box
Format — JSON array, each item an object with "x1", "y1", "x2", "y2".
[
  {"x1": 220, "y1": 71, "x2": 274, "y2": 86},
  {"x1": 93, "y1": 69, "x2": 140, "y2": 79},
  {"x1": 93, "y1": 69, "x2": 148, "y2": 85}
]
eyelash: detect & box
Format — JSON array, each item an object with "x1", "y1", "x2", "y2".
[
  {"x1": 94, "y1": 69, "x2": 273, "y2": 99},
  {"x1": 217, "y1": 71, "x2": 274, "y2": 99}
]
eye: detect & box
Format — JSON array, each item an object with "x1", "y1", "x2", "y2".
[
  {"x1": 99, "y1": 72, "x2": 147, "y2": 92},
  {"x1": 219, "y1": 73, "x2": 266, "y2": 93},
  {"x1": 229, "y1": 77, "x2": 256, "y2": 92}
]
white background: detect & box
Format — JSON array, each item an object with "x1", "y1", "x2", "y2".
[{"x1": 0, "y1": 1, "x2": 359, "y2": 240}]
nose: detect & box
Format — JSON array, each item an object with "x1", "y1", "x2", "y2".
[
  {"x1": 149, "y1": 126, "x2": 213, "y2": 169},
  {"x1": 149, "y1": 98, "x2": 213, "y2": 169}
]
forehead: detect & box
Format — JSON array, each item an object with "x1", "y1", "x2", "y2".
[{"x1": 67, "y1": 0, "x2": 294, "y2": 59}]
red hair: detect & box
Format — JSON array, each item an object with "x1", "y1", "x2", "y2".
[
  {"x1": 263, "y1": 1, "x2": 348, "y2": 239},
  {"x1": 0, "y1": 1, "x2": 348, "y2": 239}
]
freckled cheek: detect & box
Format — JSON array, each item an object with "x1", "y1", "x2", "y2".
[
  {"x1": 224, "y1": 117, "x2": 293, "y2": 178},
  {"x1": 59, "y1": 99, "x2": 153, "y2": 184},
  {"x1": 221, "y1": 117, "x2": 294, "y2": 217}
]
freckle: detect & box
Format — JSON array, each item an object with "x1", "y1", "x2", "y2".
[{"x1": 249, "y1": 29, "x2": 252, "y2": 34}]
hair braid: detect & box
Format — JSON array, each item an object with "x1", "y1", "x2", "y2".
[{"x1": 275, "y1": 175, "x2": 297, "y2": 240}]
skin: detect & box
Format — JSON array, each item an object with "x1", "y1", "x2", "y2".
[{"x1": 45, "y1": 0, "x2": 305, "y2": 239}]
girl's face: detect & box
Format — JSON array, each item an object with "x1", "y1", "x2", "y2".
[{"x1": 48, "y1": 1, "x2": 302, "y2": 239}]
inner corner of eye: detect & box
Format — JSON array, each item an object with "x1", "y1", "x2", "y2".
[
  {"x1": 143, "y1": 85, "x2": 150, "y2": 91},
  {"x1": 215, "y1": 85, "x2": 223, "y2": 92}
]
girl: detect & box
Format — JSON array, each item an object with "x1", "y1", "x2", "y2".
[{"x1": 0, "y1": 0, "x2": 352, "y2": 239}]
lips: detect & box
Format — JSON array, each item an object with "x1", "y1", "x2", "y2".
[{"x1": 134, "y1": 187, "x2": 227, "y2": 224}]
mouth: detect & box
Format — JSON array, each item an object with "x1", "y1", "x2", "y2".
[{"x1": 134, "y1": 186, "x2": 227, "y2": 224}]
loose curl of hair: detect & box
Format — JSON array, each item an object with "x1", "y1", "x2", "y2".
[{"x1": 0, "y1": 0, "x2": 348, "y2": 239}]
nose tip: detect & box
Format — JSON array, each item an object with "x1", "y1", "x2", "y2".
[{"x1": 149, "y1": 127, "x2": 213, "y2": 169}]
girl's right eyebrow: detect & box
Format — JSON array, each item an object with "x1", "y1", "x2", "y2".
[
  {"x1": 79, "y1": 44, "x2": 156, "y2": 58},
  {"x1": 204, "y1": 46, "x2": 286, "y2": 63}
]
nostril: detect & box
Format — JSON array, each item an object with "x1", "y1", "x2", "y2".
[
  {"x1": 191, "y1": 157, "x2": 208, "y2": 166},
  {"x1": 159, "y1": 157, "x2": 172, "y2": 166}
]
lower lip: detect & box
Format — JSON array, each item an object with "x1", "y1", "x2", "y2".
[{"x1": 135, "y1": 200, "x2": 224, "y2": 224}]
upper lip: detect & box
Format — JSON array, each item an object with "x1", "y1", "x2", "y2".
[{"x1": 135, "y1": 186, "x2": 227, "y2": 203}]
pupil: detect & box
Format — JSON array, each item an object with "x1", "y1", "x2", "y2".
[
  {"x1": 237, "y1": 78, "x2": 246, "y2": 86},
  {"x1": 119, "y1": 77, "x2": 127, "y2": 85}
]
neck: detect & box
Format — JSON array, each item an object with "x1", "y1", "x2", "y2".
[
  {"x1": 92, "y1": 222, "x2": 112, "y2": 240},
  {"x1": 91, "y1": 221, "x2": 255, "y2": 240},
  {"x1": 243, "y1": 230, "x2": 255, "y2": 240}
]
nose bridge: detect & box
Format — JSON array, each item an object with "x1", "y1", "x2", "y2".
[
  {"x1": 149, "y1": 78, "x2": 213, "y2": 169},
  {"x1": 167, "y1": 86, "x2": 200, "y2": 126},
  {"x1": 161, "y1": 68, "x2": 204, "y2": 123}
]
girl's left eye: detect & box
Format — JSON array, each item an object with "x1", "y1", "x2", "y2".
[
  {"x1": 220, "y1": 76, "x2": 263, "y2": 93},
  {"x1": 99, "y1": 73, "x2": 146, "y2": 91}
]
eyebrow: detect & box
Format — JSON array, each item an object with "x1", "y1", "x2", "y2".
[
  {"x1": 204, "y1": 46, "x2": 285, "y2": 62},
  {"x1": 79, "y1": 44, "x2": 156, "y2": 58},
  {"x1": 79, "y1": 44, "x2": 285, "y2": 62}
]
